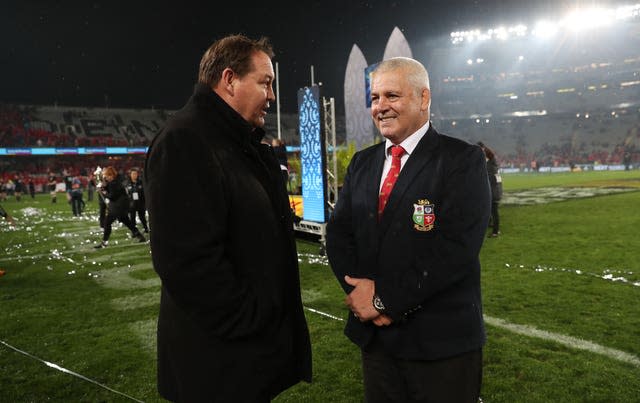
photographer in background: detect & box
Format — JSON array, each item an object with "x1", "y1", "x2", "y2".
[{"x1": 125, "y1": 168, "x2": 149, "y2": 233}]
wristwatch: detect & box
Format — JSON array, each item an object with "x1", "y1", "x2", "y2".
[{"x1": 372, "y1": 294, "x2": 386, "y2": 314}]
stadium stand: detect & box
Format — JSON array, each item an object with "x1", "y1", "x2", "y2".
[
  {"x1": 428, "y1": 15, "x2": 640, "y2": 167},
  {"x1": 0, "y1": 104, "x2": 168, "y2": 147}
]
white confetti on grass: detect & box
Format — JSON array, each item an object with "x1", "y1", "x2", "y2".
[
  {"x1": 503, "y1": 263, "x2": 640, "y2": 287},
  {"x1": 20, "y1": 207, "x2": 44, "y2": 217}
]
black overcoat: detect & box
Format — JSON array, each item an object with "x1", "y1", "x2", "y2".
[
  {"x1": 327, "y1": 124, "x2": 491, "y2": 361},
  {"x1": 103, "y1": 177, "x2": 129, "y2": 218},
  {"x1": 144, "y1": 84, "x2": 311, "y2": 402}
]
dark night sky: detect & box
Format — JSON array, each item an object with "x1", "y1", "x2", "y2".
[{"x1": 0, "y1": 1, "x2": 629, "y2": 113}]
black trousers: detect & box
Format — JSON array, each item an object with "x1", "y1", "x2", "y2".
[
  {"x1": 103, "y1": 213, "x2": 140, "y2": 242},
  {"x1": 362, "y1": 344, "x2": 482, "y2": 403},
  {"x1": 129, "y1": 206, "x2": 149, "y2": 231},
  {"x1": 490, "y1": 201, "x2": 500, "y2": 234},
  {"x1": 70, "y1": 194, "x2": 84, "y2": 216}
]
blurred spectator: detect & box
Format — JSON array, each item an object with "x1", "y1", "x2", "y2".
[
  {"x1": 14, "y1": 177, "x2": 23, "y2": 202},
  {"x1": 94, "y1": 166, "x2": 145, "y2": 248},
  {"x1": 479, "y1": 142, "x2": 502, "y2": 237},
  {"x1": 125, "y1": 168, "x2": 148, "y2": 233},
  {"x1": 0, "y1": 203, "x2": 15, "y2": 225},
  {"x1": 271, "y1": 138, "x2": 290, "y2": 191},
  {"x1": 69, "y1": 177, "x2": 84, "y2": 216},
  {"x1": 87, "y1": 174, "x2": 96, "y2": 202},
  {"x1": 48, "y1": 173, "x2": 57, "y2": 203},
  {"x1": 28, "y1": 179, "x2": 35, "y2": 199}
]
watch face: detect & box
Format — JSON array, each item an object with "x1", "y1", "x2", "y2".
[{"x1": 373, "y1": 295, "x2": 385, "y2": 311}]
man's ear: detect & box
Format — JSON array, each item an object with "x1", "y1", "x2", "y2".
[
  {"x1": 421, "y1": 88, "x2": 431, "y2": 112},
  {"x1": 220, "y1": 67, "x2": 235, "y2": 95}
]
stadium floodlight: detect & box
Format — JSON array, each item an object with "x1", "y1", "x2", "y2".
[
  {"x1": 509, "y1": 24, "x2": 528, "y2": 36},
  {"x1": 495, "y1": 27, "x2": 508, "y2": 40},
  {"x1": 562, "y1": 8, "x2": 614, "y2": 31},
  {"x1": 450, "y1": 3, "x2": 640, "y2": 44},
  {"x1": 467, "y1": 59, "x2": 474, "y2": 65},
  {"x1": 532, "y1": 20, "x2": 559, "y2": 38},
  {"x1": 615, "y1": 4, "x2": 640, "y2": 19}
]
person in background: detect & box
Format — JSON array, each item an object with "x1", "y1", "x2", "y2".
[
  {"x1": 13, "y1": 176, "x2": 23, "y2": 202},
  {"x1": 327, "y1": 57, "x2": 490, "y2": 402},
  {"x1": 144, "y1": 34, "x2": 311, "y2": 402},
  {"x1": 94, "y1": 167, "x2": 107, "y2": 228},
  {"x1": 69, "y1": 177, "x2": 84, "y2": 217},
  {"x1": 94, "y1": 166, "x2": 145, "y2": 248},
  {"x1": 479, "y1": 142, "x2": 503, "y2": 237},
  {"x1": 126, "y1": 168, "x2": 149, "y2": 233},
  {"x1": 0, "y1": 181, "x2": 6, "y2": 202},
  {"x1": 87, "y1": 174, "x2": 96, "y2": 202},
  {"x1": 28, "y1": 179, "x2": 35, "y2": 199},
  {"x1": 0, "y1": 203, "x2": 15, "y2": 225},
  {"x1": 48, "y1": 173, "x2": 57, "y2": 203},
  {"x1": 271, "y1": 138, "x2": 289, "y2": 192}
]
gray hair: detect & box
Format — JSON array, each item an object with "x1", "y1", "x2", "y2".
[{"x1": 373, "y1": 57, "x2": 430, "y2": 93}]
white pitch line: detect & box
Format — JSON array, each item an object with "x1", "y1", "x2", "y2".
[
  {"x1": 301, "y1": 307, "x2": 640, "y2": 368},
  {"x1": 0, "y1": 340, "x2": 144, "y2": 402},
  {"x1": 304, "y1": 306, "x2": 344, "y2": 321},
  {"x1": 484, "y1": 315, "x2": 640, "y2": 367}
]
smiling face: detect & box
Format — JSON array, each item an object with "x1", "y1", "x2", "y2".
[
  {"x1": 370, "y1": 67, "x2": 430, "y2": 144},
  {"x1": 227, "y1": 51, "x2": 275, "y2": 128}
]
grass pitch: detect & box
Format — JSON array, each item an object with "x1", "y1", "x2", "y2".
[{"x1": 1, "y1": 169, "x2": 639, "y2": 402}]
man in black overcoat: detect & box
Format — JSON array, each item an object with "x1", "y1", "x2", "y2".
[
  {"x1": 327, "y1": 57, "x2": 491, "y2": 402},
  {"x1": 144, "y1": 34, "x2": 311, "y2": 402}
]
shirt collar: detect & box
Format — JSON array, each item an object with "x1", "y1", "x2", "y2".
[{"x1": 384, "y1": 120, "x2": 430, "y2": 157}]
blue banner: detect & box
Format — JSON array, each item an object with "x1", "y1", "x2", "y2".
[
  {"x1": 297, "y1": 85, "x2": 327, "y2": 223},
  {"x1": 0, "y1": 147, "x2": 149, "y2": 156}
]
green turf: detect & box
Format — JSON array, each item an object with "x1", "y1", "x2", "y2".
[
  {"x1": 1, "y1": 170, "x2": 639, "y2": 402},
  {"x1": 501, "y1": 169, "x2": 640, "y2": 191}
]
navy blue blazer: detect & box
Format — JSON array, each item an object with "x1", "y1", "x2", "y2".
[{"x1": 327, "y1": 124, "x2": 491, "y2": 361}]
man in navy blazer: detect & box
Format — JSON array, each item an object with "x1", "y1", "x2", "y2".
[{"x1": 327, "y1": 57, "x2": 490, "y2": 402}]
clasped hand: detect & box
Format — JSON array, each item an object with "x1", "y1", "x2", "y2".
[{"x1": 344, "y1": 275, "x2": 392, "y2": 327}]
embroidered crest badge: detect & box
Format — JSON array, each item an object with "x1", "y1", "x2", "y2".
[{"x1": 413, "y1": 199, "x2": 435, "y2": 232}]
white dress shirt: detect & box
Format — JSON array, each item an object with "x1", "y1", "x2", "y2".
[{"x1": 379, "y1": 120, "x2": 430, "y2": 193}]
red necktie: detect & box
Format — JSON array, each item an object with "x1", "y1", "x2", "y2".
[{"x1": 378, "y1": 145, "x2": 405, "y2": 218}]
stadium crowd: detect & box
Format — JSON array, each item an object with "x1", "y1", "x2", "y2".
[{"x1": 0, "y1": 103, "x2": 157, "y2": 148}]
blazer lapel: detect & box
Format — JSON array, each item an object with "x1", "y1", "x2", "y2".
[
  {"x1": 378, "y1": 125, "x2": 439, "y2": 234},
  {"x1": 367, "y1": 144, "x2": 387, "y2": 219}
]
